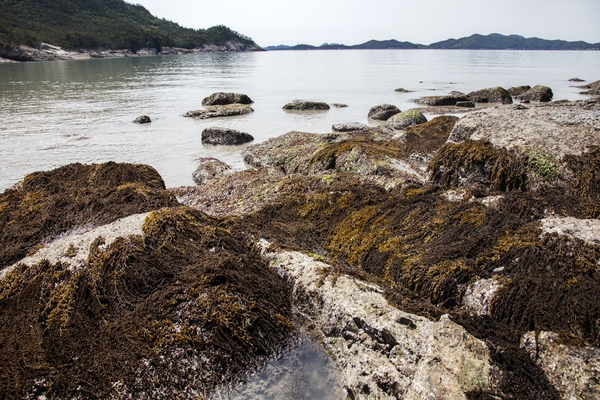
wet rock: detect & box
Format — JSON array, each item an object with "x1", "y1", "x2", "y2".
[
  {"x1": 448, "y1": 98, "x2": 600, "y2": 159},
  {"x1": 282, "y1": 101, "x2": 330, "y2": 111},
  {"x1": 386, "y1": 109, "x2": 427, "y2": 130},
  {"x1": 332, "y1": 122, "x2": 369, "y2": 132},
  {"x1": 467, "y1": 86, "x2": 513, "y2": 104},
  {"x1": 512, "y1": 85, "x2": 553, "y2": 102},
  {"x1": 367, "y1": 103, "x2": 401, "y2": 121},
  {"x1": 414, "y1": 92, "x2": 469, "y2": 106},
  {"x1": 331, "y1": 103, "x2": 348, "y2": 108},
  {"x1": 577, "y1": 79, "x2": 600, "y2": 95},
  {"x1": 569, "y1": 78, "x2": 585, "y2": 82},
  {"x1": 201, "y1": 92, "x2": 253, "y2": 106},
  {"x1": 201, "y1": 126, "x2": 254, "y2": 145},
  {"x1": 183, "y1": 104, "x2": 254, "y2": 119},
  {"x1": 394, "y1": 88, "x2": 412, "y2": 93},
  {"x1": 508, "y1": 85, "x2": 532, "y2": 98},
  {"x1": 192, "y1": 157, "x2": 231, "y2": 185},
  {"x1": 521, "y1": 331, "x2": 600, "y2": 400},
  {"x1": 257, "y1": 241, "x2": 494, "y2": 399},
  {"x1": 456, "y1": 101, "x2": 475, "y2": 108},
  {"x1": 133, "y1": 115, "x2": 152, "y2": 124}
]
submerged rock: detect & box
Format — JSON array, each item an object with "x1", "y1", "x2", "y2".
[
  {"x1": 394, "y1": 88, "x2": 411, "y2": 93},
  {"x1": 192, "y1": 157, "x2": 231, "y2": 185},
  {"x1": 577, "y1": 79, "x2": 600, "y2": 95},
  {"x1": 368, "y1": 103, "x2": 401, "y2": 121},
  {"x1": 183, "y1": 104, "x2": 254, "y2": 119},
  {"x1": 201, "y1": 126, "x2": 254, "y2": 145},
  {"x1": 201, "y1": 92, "x2": 253, "y2": 106},
  {"x1": 133, "y1": 115, "x2": 152, "y2": 124},
  {"x1": 282, "y1": 101, "x2": 330, "y2": 111},
  {"x1": 386, "y1": 109, "x2": 427, "y2": 130},
  {"x1": 331, "y1": 103, "x2": 348, "y2": 108},
  {"x1": 467, "y1": 86, "x2": 513, "y2": 104},
  {"x1": 569, "y1": 78, "x2": 585, "y2": 82}
]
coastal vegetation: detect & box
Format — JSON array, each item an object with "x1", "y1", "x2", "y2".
[{"x1": 0, "y1": 0, "x2": 256, "y2": 51}]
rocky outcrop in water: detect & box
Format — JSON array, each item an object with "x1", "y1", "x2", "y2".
[
  {"x1": 133, "y1": 115, "x2": 152, "y2": 124},
  {"x1": 282, "y1": 100, "x2": 330, "y2": 111},
  {"x1": 414, "y1": 92, "x2": 469, "y2": 106},
  {"x1": 467, "y1": 86, "x2": 513, "y2": 104},
  {"x1": 183, "y1": 104, "x2": 254, "y2": 119},
  {"x1": 201, "y1": 126, "x2": 254, "y2": 145},
  {"x1": 332, "y1": 122, "x2": 370, "y2": 132},
  {"x1": 509, "y1": 85, "x2": 553, "y2": 102},
  {"x1": 201, "y1": 92, "x2": 253, "y2": 106},
  {"x1": 578, "y1": 79, "x2": 600, "y2": 95}
]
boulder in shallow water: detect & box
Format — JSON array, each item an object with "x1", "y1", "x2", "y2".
[
  {"x1": 282, "y1": 100, "x2": 330, "y2": 111},
  {"x1": 367, "y1": 103, "x2": 400, "y2": 120},
  {"x1": 201, "y1": 126, "x2": 254, "y2": 145},
  {"x1": 386, "y1": 109, "x2": 427, "y2": 130},
  {"x1": 183, "y1": 104, "x2": 254, "y2": 119},
  {"x1": 192, "y1": 157, "x2": 231, "y2": 185},
  {"x1": 133, "y1": 115, "x2": 151, "y2": 124},
  {"x1": 467, "y1": 86, "x2": 513, "y2": 104},
  {"x1": 577, "y1": 79, "x2": 600, "y2": 95},
  {"x1": 414, "y1": 92, "x2": 468, "y2": 106},
  {"x1": 201, "y1": 92, "x2": 253, "y2": 106},
  {"x1": 511, "y1": 85, "x2": 553, "y2": 102}
]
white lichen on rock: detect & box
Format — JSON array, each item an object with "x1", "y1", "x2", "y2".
[{"x1": 540, "y1": 217, "x2": 600, "y2": 246}]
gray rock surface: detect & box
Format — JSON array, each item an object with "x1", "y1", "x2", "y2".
[
  {"x1": 201, "y1": 92, "x2": 253, "y2": 106},
  {"x1": 259, "y1": 241, "x2": 494, "y2": 399},
  {"x1": 1, "y1": 213, "x2": 148, "y2": 281},
  {"x1": 332, "y1": 122, "x2": 369, "y2": 132},
  {"x1": 448, "y1": 98, "x2": 600, "y2": 158},
  {"x1": 462, "y1": 278, "x2": 503, "y2": 317},
  {"x1": 521, "y1": 331, "x2": 600, "y2": 400},
  {"x1": 414, "y1": 92, "x2": 469, "y2": 106},
  {"x1": 386, "y1": 109, "x2": 427, "y2": 130},
  {"x1": 467, "y1": 86, "x2": 513, "y2": 104},
  {"x1": 578, "y1": 79, "x2": 600, "y2": 96},
  {"x1": 192, "y1": 158, "x2": 231, "y2": 185},
  {"x1": 368, "y1": 104, "x2": 401, "y2": 121},
  {"x1": 512, "y1": 85, "x2": 553, "y2": 103},
  {"x1": 183, "y1": 104, "x2": 254, "y2": 119},
  {"x1": 540, "y1": 217, "x2": 600, "y2": 246},
  {"x1": 201, "y1": 127, "x2": 254, "y2": 145},
  {"x1": 282, "y1": 101, "x2": 330, "y2": 111}
]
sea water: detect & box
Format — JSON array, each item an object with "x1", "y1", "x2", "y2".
[{"x1": 1, "y1": 50, "x2": 599, "y2": 190}]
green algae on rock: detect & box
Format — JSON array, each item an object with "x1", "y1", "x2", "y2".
[{"x1": 386, "y1": 109, "x2": 427, "y2": 130}]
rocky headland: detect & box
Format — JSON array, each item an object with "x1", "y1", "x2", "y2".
[{"x1": 2, "y1": 93, "x2": 600, "y2": 399}]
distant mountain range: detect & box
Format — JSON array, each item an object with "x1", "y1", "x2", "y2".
[{"x1": 265, "y1": 33, "x2": 600, "y2": 51}]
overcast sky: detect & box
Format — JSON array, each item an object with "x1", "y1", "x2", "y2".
[{"x1": 132, "y1": 0, "x2": 600, "y2": 47}]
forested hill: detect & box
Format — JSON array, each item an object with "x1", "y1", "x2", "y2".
[
  {"x1": 266, "y1": 33, "x2": 599, "y2": 51},
  {"x1": 428, "y1": 33, "x2": 600, "y2": 50},
  {"x1": 0, "y1": 0, "x2": 258, "y2": 52}
]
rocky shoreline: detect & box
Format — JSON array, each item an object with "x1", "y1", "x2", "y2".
[
  {"x1": 0, "y1": 40, "x2": 263, "y2": 63},
  {"x1": 2, "y1": 89, "x2": 600, "y2": 398}
]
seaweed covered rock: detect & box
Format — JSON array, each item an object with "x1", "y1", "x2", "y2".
[
  {"x1": 192, "y1": 157, "x2": 231, "y2": 185},
  {"x1": 428, "y1": 139, "x2": 527, "y2": 191},
  {"x1": 282, "y1": 101, "x2": 330, "y2": 111},
  {"x1": 201, "y1": 92, "x2": 253, "y2": 106},
  {"x1": 467, "y1": 86, "x2": 513, "y2": 104},
  {"x1": 367, "y1": 103, "x2": 400, "y2": 120},
  {"x1": 201, "y1": 126, "x2": 254, "y2": 145},
  {"x1": 0, "y1": 162, "x2": 178, "y2": 270},
  {"x1": 183, "y1": 104, "x2": 254, "y2": 119},
  {"x1": 386, "y1": 109, "x2": 427, "y2": 130},
  {"x1": 0, "y1": 207, "x2": 294, "y2": 398},
  {"x1": 399, "y1": 115, "x2": 459, "y2": 166}
]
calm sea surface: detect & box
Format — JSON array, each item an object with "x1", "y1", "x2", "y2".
[{"x1": 1, "y1": 50, "x2": 599, "y2": 190}]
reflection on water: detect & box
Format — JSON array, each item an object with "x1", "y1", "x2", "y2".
[
  {"x1": 212, "y1": 333, "x2": 345, "y2": 400},
  {"x1": 1, "y1": 50, "x2": 599, "y2": 190}
]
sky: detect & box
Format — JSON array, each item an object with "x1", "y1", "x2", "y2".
[{"x1": 131, "y1": 0, "x2": 600, "y2": 47}]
